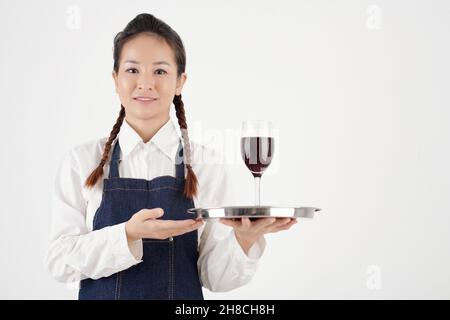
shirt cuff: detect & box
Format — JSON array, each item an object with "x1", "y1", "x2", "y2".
[
  {"x1": 230, "y1": 230, "x2": 266, "y2": 262},
  {"x1": 108, "y1": 222, "x2": 143, "y2": 267}
]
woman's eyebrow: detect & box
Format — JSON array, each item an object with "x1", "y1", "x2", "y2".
[{"x1": 124, "y1": 59, "x2": 171, "y2": 66}]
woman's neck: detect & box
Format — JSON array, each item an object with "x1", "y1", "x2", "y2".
[{"x1": 125, "y1": 114, "x2": 170, "y2": 143}]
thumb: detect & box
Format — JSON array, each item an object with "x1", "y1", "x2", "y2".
[{"x1": 139, "y1": 208, "x2": 164, "y2": 220}]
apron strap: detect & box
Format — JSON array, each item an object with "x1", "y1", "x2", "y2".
[
  {"x1": 108, "y1": 139, "x2": 186, "y2": 180},
  {"x1": 175, "y1": 140, "x2": 185, "y2": 180},
  {"x1": 108, "y1": 139, "x2": 121, "y2": 178}
]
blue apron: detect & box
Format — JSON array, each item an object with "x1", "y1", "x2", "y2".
[{"x1": 79, "y1": 139, "x2": 204, "y2": 300}]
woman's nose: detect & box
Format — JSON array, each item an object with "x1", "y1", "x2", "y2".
[{"x1": 137, "y1": 74, "x2": 155, "y2": 90}]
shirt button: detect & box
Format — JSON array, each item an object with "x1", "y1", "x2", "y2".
[{"x1": 169, "y1": 236, "x2": 174, "y2": 241}]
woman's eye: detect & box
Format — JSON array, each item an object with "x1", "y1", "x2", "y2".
[
  {"x1": 125, "y1": 68, "x2": 138, "y2": 74},
  {"x1": 124, "y1": 68, "x2": 166, "y2": 75}
]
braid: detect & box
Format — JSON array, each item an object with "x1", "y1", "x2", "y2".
[
  {"x1": 84, "y1": 105, "x2": 126, "y2": 188},
  {"x1": 173, "y1": 94, "x2": 198, "y2": 198}
]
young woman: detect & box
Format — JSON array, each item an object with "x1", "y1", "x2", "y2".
[{"x1": 45, "y1": 13, "x2": 297, "y2": 300}]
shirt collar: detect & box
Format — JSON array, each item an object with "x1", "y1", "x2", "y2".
[{"x1": 118, "y1": 118, "x2": 181, "y2": 160}]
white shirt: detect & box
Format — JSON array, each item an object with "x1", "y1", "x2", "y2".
[{"x1": 45, "y1": 117, "x2": 266, "y2": 293}]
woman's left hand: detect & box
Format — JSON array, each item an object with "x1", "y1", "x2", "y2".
[{"x1": 219, "y1": 217, "x2": 297, "y2": 255}]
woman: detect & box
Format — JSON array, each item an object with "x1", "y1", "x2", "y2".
[{"x1": 45, "y1": 13, "x2": 297, "y2": 300}]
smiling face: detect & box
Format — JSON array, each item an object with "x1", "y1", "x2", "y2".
[{"x1": 112, "y1": 33, "x2": 187, "y2": 124}]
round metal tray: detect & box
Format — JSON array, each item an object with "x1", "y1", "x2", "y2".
[{"x1": 188, "y1": 206, "x2": 321, "y2": 219}]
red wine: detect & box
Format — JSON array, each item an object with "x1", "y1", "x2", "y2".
[{"x1": 241, "y1": 137, "x2": 274, "y2": 177}]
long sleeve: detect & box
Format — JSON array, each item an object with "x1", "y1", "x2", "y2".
[
  {"x1": 44, "y1": 150, "x2": 143, "y2": 283},
  {"x1": 196, "y1": 161, "x2": 266, "y2": 292}
]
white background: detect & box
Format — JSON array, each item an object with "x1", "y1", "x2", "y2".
[{"x1": 1, "y1": 0, "x2": 449, "y2": 299}]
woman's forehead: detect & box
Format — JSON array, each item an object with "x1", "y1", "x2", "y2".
[{"x1": 120, "y1": 34, "x2": 175, "y2": 66}]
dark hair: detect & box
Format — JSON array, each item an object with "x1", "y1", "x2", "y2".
[{"x1": 84, "y1": 13, "x2": 198, "y2": 198}]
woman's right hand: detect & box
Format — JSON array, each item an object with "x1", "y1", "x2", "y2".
[{"x1": 125, "y1": 208, "x2": 203, "y2": 242}]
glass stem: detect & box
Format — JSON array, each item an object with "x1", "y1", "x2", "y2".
[{"x1": 254, "y1": 176, "x2": 261, "y2": 206}]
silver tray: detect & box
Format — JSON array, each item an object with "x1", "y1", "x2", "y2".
[{"x1": 188, "y1": 206, "x2": 321, "y2": 219}]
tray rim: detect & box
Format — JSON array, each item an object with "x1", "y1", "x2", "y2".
[
  {"x1": 188, "y1": 205, "x2": 321, "y2": 210},
  {"x1": 187, "y1": 206, "x2": 321, "y2": 219}
]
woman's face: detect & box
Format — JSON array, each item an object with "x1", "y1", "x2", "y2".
[{"x1": 112, "y1": 33, "x2": 186, "y2": 123}]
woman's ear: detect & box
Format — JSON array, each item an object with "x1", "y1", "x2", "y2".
[
  {"x1": 175, "y1": 73, "x2": 187, "y2": 95},
  {"x1": 112, "y1": 71, "x2": 118, "y2": 93}
]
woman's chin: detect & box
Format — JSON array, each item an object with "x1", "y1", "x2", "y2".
[{"x1": 129, "y1": 110, "x2": 168, "y2": 122}]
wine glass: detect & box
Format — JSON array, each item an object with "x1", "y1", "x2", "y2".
[{"x1": 241, "y1": 121, "x2": 275, "y2": 206}]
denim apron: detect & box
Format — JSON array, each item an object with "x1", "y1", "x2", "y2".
[{"x1": 78, "y1": 139, "x2": 204, "y2": 300}]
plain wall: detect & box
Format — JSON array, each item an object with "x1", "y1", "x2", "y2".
[{"x1": 1, "y1": 0, "x2": 449, "y2": 299}]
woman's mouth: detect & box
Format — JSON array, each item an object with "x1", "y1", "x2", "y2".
[{"x1": 133, "y1": 97, "x2": 157, "y2": 105}]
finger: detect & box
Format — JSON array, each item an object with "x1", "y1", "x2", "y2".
[
  {"x1": 268, "y1": 218, "x2": 292, "y2": 229},
  {"x1": 276, "y1": 221, "x2": 297, "y2": 232},
  {"x1": 252, "y1": 217, "x2": 276, "y2": 230},
  {"x1": 171, "y1": 220, "x2": 204, "y2": 237},
  {"x1": 241, "y1": 217, "x2": 252, "y2": 229},
  {"x1": 139, "y1": 208, "x2": 164, "y2": 220},
  {"x1": 153, "y1": 220, "x2": 204, "y2": 239},
  {"x1": 219, "y1": 218, "x2": 241, "y2": 228},
  {"x1": 173, "y1": 221, "x2": 203, "y2": 234},
  {"x1": 266, "y1": 218, "x2": 295, "y2": 229},
  {"x1": 151, "y1": 219, "x2": 197, "y2": 230},
  {"x1": 267, "y1": 219, "x2": 297, "y2": 233}
]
